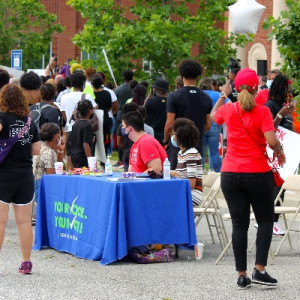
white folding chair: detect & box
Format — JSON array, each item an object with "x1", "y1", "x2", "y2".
[
  {"x1": 194, "y1": 173, "x2": 229, "y2": 250},
  {"x1": 216, "y1": 212, "x2": 275, "y2": 265},
  {"x1": 273, "y1": 175, "x2": 300, "y2": 256}
]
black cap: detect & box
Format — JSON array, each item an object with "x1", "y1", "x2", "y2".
[{"x1": 152, "y1": 78, "x2": 169, "y2": 92}]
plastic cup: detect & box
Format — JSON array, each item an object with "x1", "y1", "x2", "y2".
[
  {"x1": 54, "y1": 162, "x2": 64, "y2": 175},
  {"x1": 87, "y1": 156, "x2": 97, "y2": 169},
  {"x1": 194, "y1": 242, "x2": 204, "y2": 260}
]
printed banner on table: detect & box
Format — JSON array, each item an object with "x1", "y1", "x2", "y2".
[{"x1": 267, "y1": 126, "x2": 300, "y2": 179}]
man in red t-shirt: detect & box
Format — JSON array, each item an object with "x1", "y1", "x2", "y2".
[{"x1": 121, "y1": 111, "x2": 167, "y2": 173}]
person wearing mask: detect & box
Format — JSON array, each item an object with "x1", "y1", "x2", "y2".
[
  {"x1": 211, "y1": 68, "x2": 285, "y2": 289},
  {"x1": 171, "y1": 118, "x2": 203, "y2": 206},
  {"x1": 0, "y1": 84, "x2": 41, "y2": 274},
  {"x1": 145, "y1": 78, "x2": 169, "y2": 145},
  {"x1": 255, "y1": 69, "x2": 282, "y2": 106},
  {"x1": 116, "y1": 103, "x2": 139, "y2": 171},
  {"x1": 122, "y1": 111, "x2": 167, "y2": 174}
]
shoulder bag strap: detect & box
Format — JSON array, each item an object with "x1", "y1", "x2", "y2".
[
  {"x1": 233, "y1": 103, "x2": 275, "y2": 166},
  {"x1": 17, "y1": 116, "x2": 32, "y2": 139}
]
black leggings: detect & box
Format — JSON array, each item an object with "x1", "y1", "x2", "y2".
[{"x1": 221, "y1": 172, "x2": 274, "y2": 271}]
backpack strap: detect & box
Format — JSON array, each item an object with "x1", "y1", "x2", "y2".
[{"x1": 40, "y1": 103, "x2": 53, "y2": 110}]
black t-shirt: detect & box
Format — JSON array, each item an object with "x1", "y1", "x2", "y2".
[
  {"x1": 166, "y1": 86, "x2": 212, "y2": 155},
  {"x1": 70, "y1": 120, "x2": 93, "y2": 157},
  {"x1": 145, "y1": 96, "x2": 167, "y2": 142},
  {"x1": 29, "y1": 102, "x2": 61, "y2": 128},
  {"x1": 0, "y1": 112, "x2": 40, "y2": 176},
  {"x1": 94, "y1": 90, "x2": 112, "y2": 121},
  {"x1": 264, "y1": 100, "x2": 293, "y2": 130}
]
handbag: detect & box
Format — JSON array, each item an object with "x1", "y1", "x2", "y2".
[
  {"x1": 233, "y1": 103, "x2": 284, "y2": 187},
  {"x1": 0, "y1": 116, "x2": 31, "y2": 164},
  {"x1": 127, "y1": 246, "x2": 173, "y2": 264}
]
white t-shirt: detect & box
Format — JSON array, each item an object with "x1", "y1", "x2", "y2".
[
  {"x1": 104, "y1": 87, "x2": 117, "y2": 118},
  {"x1": 60, "y1": 91, "x2": 97, "y2": 132}
]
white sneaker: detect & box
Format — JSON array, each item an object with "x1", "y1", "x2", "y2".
[
  {"x1": 254, "y1": 223, "x2": 258, "y2": 229},
  {"x1": 273, "y1": 222, "x2": 285, "y2": 236}
]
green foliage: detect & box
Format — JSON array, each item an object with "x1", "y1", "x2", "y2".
[
  {"x1": 0, "y1": 0, "x2": 64, "y2": 70},
  {"x1": 67, "y1": 0, "x2": 248, "y2": 84},
  {"x1": 263, "y1": 0, "x2": 300, "y2": 100}
]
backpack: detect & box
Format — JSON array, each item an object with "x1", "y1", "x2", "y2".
[{"x1": 29, "y1": 102, "x2": 53, "y2": 131}]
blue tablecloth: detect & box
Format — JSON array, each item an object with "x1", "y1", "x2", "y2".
[{"x1": 33, "y1": 173, "x2": 197, "y2": 265}]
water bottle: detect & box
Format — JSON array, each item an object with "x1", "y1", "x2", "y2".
[
  {"x1": 105, "y1": 155, "x2": 112, "y2": 175},
  {"x1": 163, "y1": 158, "x2": 170, "y2": 179}
]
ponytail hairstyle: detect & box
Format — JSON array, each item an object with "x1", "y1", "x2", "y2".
[{"x1": 237, "y1": 85, "x2": 257, "y2": 112}]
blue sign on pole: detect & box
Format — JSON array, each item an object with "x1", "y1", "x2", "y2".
[{"x1": 11, "y1": 50, "x2": 22, "y2": 71}]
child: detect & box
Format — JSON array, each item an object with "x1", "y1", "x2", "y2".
[
  {"x1": 171, "y1": 118, "x2": 203, "y2": 206},
  {"x1": 70, "y1": 100, "x2": 94, "y2": 168},
  {"x1": 33, "y1": 122, "x2": 64, "y2": 223}
]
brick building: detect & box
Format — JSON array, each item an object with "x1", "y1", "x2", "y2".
[{"x1": 41, "y1": 0, "x2": 286, "y2": 74}]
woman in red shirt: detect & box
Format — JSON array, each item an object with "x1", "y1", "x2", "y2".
[{"x1": 211, "y1": 69, "x2": 285, "y2": 289}]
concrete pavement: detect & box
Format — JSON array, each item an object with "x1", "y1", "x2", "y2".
[{"x1": 0, "y1": 182, "x2": 300, "y2": 299}]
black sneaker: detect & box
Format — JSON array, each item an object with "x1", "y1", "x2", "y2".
[
  {"x1": 252, "y1": 268, "x2": 278, "y2": 286},
  {"x1": 237, "y1": 275, "x2": 252, "y2": 290}
]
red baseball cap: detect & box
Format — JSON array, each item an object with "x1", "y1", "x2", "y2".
[{"x1": 235, "y1": 68, "x2": 259, "y2": 92}]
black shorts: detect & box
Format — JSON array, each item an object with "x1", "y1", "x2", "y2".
[
  {"x1": 71, "y1": 155, "x2": 88, "y2": 168},
  {"x1": 0, "y1": 172, "x2": 34, "y2": 205}
]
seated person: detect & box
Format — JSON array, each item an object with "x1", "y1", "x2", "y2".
[
  {"x1": 171, "y1": 118, "x2": 203, "y2": 206},
  {"x1": 116, "y1": 103, "x2": 139, "y2": 171},
  {"x1": 33, "y1": 122, "x2": 64, "y2": 222},
  {"x1": 121, "y1": 111, "x2": 167, "y2": 174}
]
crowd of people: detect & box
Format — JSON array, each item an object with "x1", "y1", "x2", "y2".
[{"x1": 0, "y1": 55, "x2": 299, "y2": 289}]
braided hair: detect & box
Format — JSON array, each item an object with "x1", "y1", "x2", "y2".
[{"x1": 269, "y1": 74, "x2": 288, "y2": 106}]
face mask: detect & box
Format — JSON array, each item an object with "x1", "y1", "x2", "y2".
[
  {"x1": 266, "y1": 80, "x2": 273, "y2": 89},
  {"x1": 171, "y1": 136, "x2": 178, "y2": 148},
  {"x1": 121, "y1": 127, "x2": 129, "y2": 138}
]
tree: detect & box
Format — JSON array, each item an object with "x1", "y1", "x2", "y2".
[
  {"x1": 67, "y1": 0, "x2": 248, "y2": 85},
  {"x1": 263, "y1": 0, "x2": 300, "y2": 99},
  {"x1": 0, "y1": 0, "x2": 64, "y2": 70}
]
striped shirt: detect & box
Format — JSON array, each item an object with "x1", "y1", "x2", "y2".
[{"x1": 176, "y1": 148, "x2": 203, "y2": 206}]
